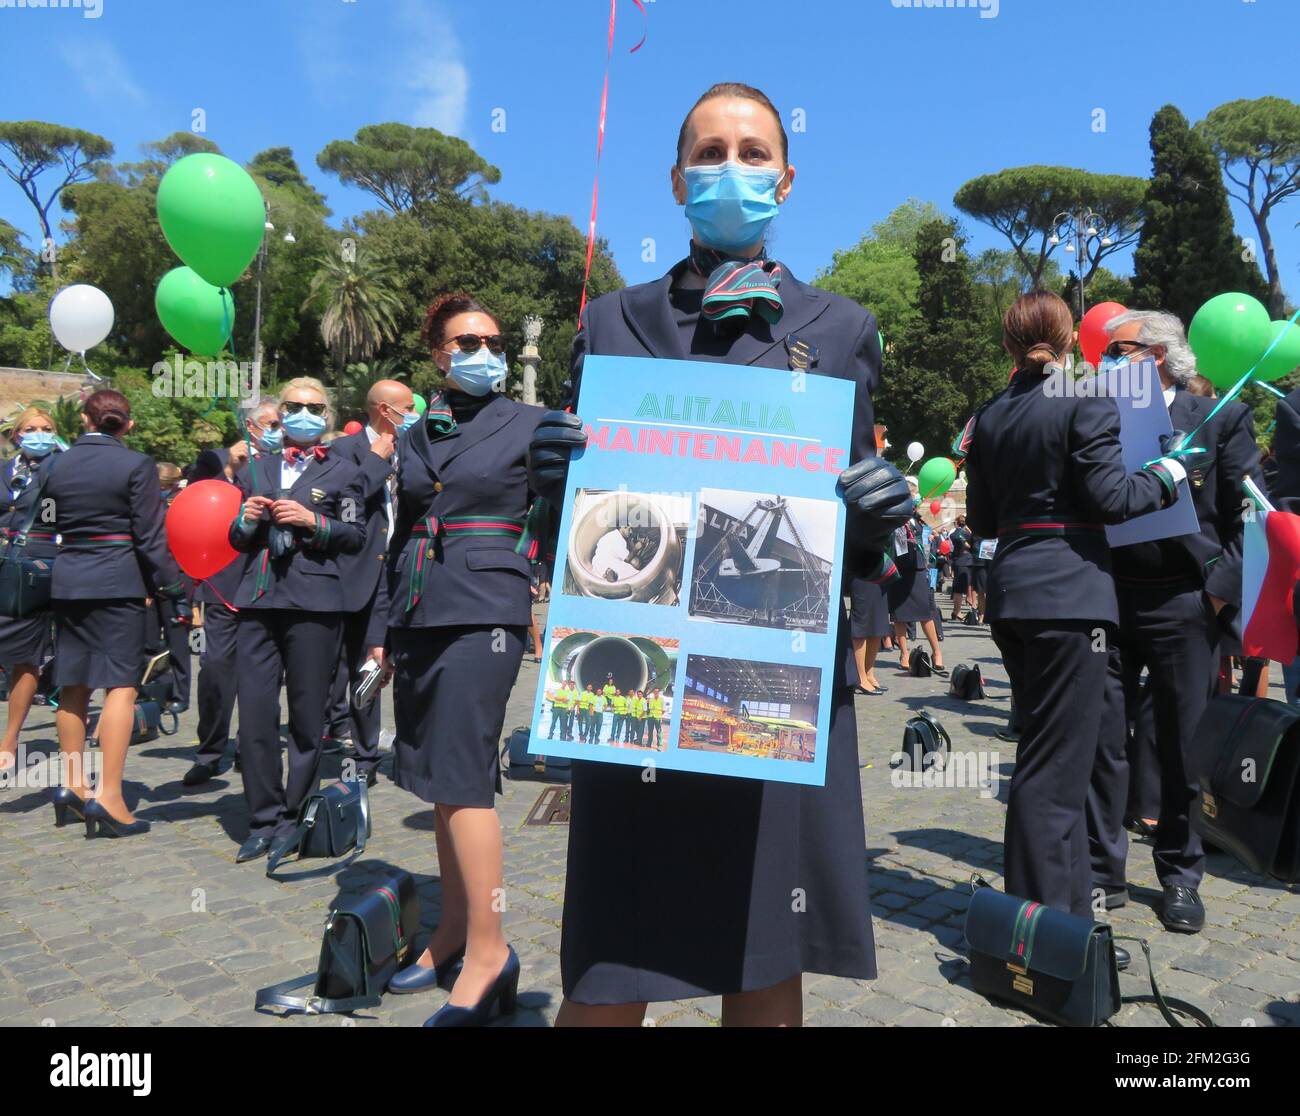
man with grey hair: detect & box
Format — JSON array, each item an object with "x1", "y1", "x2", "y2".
[{"x1": 1087, "y1": 308, "x2": 1264, "y2": 934}]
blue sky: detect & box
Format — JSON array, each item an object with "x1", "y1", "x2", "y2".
[{"x1": 2, "y1": 0, "x2": 1298, "y2": 305}]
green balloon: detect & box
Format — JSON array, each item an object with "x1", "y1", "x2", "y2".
[
  {"x1": 1256, "y1": 320, "x2": 1300, "y2": 383},
  {"x1": 156, "y1": 154, "x2": 266, "y2": 288},
  {"x1": 412, "y1": 393, "x2": 428, "y2": 416},
  {"x1": 155, "y1": 267, "x2": 234, "y2": 355},
  {"x1": 918, "y1": 457, "x2": 956, "y2": 501},
  {"x1": 1187, "y1": 292, "x2": 1271, "y2": 390}
]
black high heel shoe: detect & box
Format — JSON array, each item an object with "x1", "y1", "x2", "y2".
[
  {"x1": 50, "y1": 788, "x2": 87, "y2": 828},
  {"x1": 423, "y1": 946, "x2": 520, "y2": 1028},
  {"x1": 83, "y1": 799, "x2": 151, "y2": 839}
]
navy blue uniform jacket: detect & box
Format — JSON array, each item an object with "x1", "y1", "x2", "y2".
[
  {"x1": 964, "y1": 370, "x2": 1170, "y2": 625},
  {"x1": 46, "y1": 434, "x2": 182, "y2": 601},
  {"x1": 227, "y1": 450, "x2": 366, "y2": 612},
  {"x1": 386, "y1": 392, "x2": 545, "y2": 631},
  {"x1": 1, "y1": 453, "x2": 60, "y2": 562}
]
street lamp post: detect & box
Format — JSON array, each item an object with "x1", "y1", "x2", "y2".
[
  {"x1": 1049, "y1": 209, "x2": 1114, "y2": 321},
  {"x1": 251, "y1": 203, "x2": 296, "y2": 377}
]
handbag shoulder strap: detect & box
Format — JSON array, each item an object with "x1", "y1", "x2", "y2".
[
  {"x1": 2, "y1": 453, "x2": 58, "y2": 554},
  {"x1": 253, "y1": 972, "x2": 382, "y2": 1016},
  {"x1": 1114, "y1": 937, "x2": 1214, "y2": 1028}
]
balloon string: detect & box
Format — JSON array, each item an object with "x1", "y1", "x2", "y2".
[
  {"x1": 576, "y1": 0, "x2": 647, "y2": 327},
  {"x1": 198, "y1": 577, "x2": 239, "y2": 613}
]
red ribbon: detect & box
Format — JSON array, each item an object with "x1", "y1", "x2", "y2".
[{"x1": 577, "y1": 0, "x2": 647, "y2": 327}]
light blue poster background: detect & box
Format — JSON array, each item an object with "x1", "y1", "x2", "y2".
[{"x1": 528, "y1": 354, "x2": 855, "y2": 786}]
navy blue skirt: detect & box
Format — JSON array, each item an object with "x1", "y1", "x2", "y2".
[
  {"x1": 391, "y1": 624, "x2": 526, "y2": 808},
  {"x1": 560, "y1": 684, "x2": 875, "y2": 1003},
  {"x1": 52, "y1": 598, "x2": 145, "y2": 689},
  {"x1": 0, "y1": 612, "x2": 54, "y2": 670}
]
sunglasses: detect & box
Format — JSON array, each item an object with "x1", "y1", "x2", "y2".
[
  {"x1": 1102, "y1": 341, "x2": 1148, "y2": 360},
  {"x1": 446, "y1": 333, "x2": 506, "y2": 356},
  {"x1": 280, "y1": 401, "x2": 327, "y2": 416}
]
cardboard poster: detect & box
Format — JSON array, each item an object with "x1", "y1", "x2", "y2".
[{"x1": 528, "y1": 354, "x2": 855, "y2": 786}]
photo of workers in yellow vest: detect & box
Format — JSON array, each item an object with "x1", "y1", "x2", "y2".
[{"x1": 536, "y1": 627, "x2": 675, "y2": 753}]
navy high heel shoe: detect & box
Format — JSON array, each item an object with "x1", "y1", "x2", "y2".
[
  {"x1": 50, "y1": 788, "x2": 87, "y2": 828},
  {"x1": 83, "y1": 799, "x2": 151, "y2": 839},
  {"x1": 422, "y1": 946, "x2": 520, "y2": 1027},
  {"x1": 387, "y1": 942, "x2": 467, "y2": 994}
]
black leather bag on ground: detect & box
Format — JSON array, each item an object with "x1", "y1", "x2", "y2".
[
  {"x1": 949, "y1": 663, "x2": 985, "y2": 700},
  {"x1": 964, "y1": 609, "x2": 980, "y2": 626},
  {"x1": 130, "y1": 700, "x2": 161, "y2": 745},
  {"x1": 909, "y1": 647, "x2": 932, "y2": 677},
  {"x1": 899, "y1": 711, "x2": 950, "y2": 772},
  {"x1": 266, "y1": 779, "x2": 371, "y2": 878},
  {"x1": 0, "y1": 457, "x2": 57, "y2": 620},
  {"x1": 255, "y1": 871, "x2": 418, "y2": 1015},
  {"x1": 502, "y1": 725, "x2": 572, "y2": 783},
  {"x1": 1190, "y1": 695, "x2": 1300, "y2": 883},
  {"x1": 965, "y1": 880, "x2": 1212, "y2": 1027}
]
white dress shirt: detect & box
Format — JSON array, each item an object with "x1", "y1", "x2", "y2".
[{"x1": 365, "y1": 425, "x2": 396, "y2": 545}]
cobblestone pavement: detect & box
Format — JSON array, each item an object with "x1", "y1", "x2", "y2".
[{"x1": 1, "y1": 614, "x2": 1297, "y2": 1028}]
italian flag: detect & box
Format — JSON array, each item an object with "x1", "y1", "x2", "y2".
[{"x1": 1242, "y1": 478, "x2": 1300, "y2": 663}]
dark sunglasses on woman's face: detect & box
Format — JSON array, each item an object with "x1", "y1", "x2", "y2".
[
  {"x1": 280, "y1": 401, "x2": 327, "y2": 416},
  {"x1": 447, "y1": 333, "x2": 506, "y2": 355}
]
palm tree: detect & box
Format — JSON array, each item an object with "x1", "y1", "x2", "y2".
[{"x1": 303, "y1": 245, "x2": 403, "y2": 404}]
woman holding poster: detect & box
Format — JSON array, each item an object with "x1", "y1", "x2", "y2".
[{"x1": 543, "y1": 83, "x2": 911, "y2": 1026}]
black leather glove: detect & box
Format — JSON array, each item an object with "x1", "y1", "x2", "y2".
[
  {"x1": 527, "y1": 411, "x2": 587, "y2": 504},
  {"x1": 1159, "y1": 429, "x2": 1188, "y2": 456},
  {"x1": 837, "y1": 457, "x2": 914, "y2": 549}
]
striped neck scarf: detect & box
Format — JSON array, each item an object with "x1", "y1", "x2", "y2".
[
  {"x1": 425, "y1": 391, "x2": 456, "y2": 437},
  {"x1": 688, "y1": 243, "x2": 784, "y2": 325}
]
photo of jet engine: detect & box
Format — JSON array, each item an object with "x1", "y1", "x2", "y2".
[
  {"x1": 690, "y1": 494, "x2": 832, "y2": 632},
  {"x1": 563, "y1": 490, "x2": 685, "y2": 605},
  {"x1": 547, "y1": 631, "x2": 677, "y2": 695}
]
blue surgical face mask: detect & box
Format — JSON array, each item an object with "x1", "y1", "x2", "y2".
[
  {"x1": 683, "y1": 162, "x2": 783, "y2": 254},
  {"x1": 385, "y1": 405, "x2": 420, "y2": 433},
  {"x1": 449, "y1": 348, "x2": 508, "y2": 396},
  {"x1": 257, "y1": 425, "x2": 283, "y2": 453},
  {"x1": 18, "y1": 432, "x2": 57, "y2": 458},
  {"x1": 281, "y1": 409, "x2": 327, "y2": 444}
]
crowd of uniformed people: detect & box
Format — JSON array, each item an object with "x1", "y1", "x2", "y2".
[{"x1": 0, "y1": 80, "x2": 1285, "y2": 1027}]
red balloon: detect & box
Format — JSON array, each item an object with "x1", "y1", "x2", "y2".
[
  {"x1": 939, "y1": 539, "x2": 953, "y2": 556},
  {"x1": 343, "y1": 420, "x2": 363, "y2": 435},
  {"x1": 166, "y1": 479, "x2": 241, "y2": 581},
  {"x1": 929, "y1": 500, "x2": 942, "y2": 516},
  {"x1": 1079, "y1": 301, "x2": 1127, "y2": 367}
]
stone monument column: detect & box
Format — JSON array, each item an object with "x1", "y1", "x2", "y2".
[{"x1": 521, "y1": 315, "x2": 543, "y2": 406}]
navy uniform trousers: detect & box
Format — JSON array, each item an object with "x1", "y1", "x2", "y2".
[
  {"x1": 193, "y1": 602, "x2": 239, "y2": 765},
  {"x1": 325, "y1": 598, "x2": 382, "y2": 768},
  {"x1": 1086, "y1": 585, "x2": 1219, "y2": 893},
  {"x1": 237, "y1": 611, "x2": 342, "y2": 837},
  {"x1": 993, "y1": 619, "x2": 1109, "y2": 918}
]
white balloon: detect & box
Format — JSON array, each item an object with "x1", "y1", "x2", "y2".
[
  {"x1": 49, "y1": 285, "x2": 114, "y2": 353},
  {"x1": 906, "y1": 441, "x2": 925, "y2": 463}
]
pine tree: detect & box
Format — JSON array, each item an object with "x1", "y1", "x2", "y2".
[
  {"x1": 1132, "y1": 105, "x2": 1268, "y2": 325},
  {"x1": 875, "y1": 219, "x2": 1004, "y2": 452}
]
